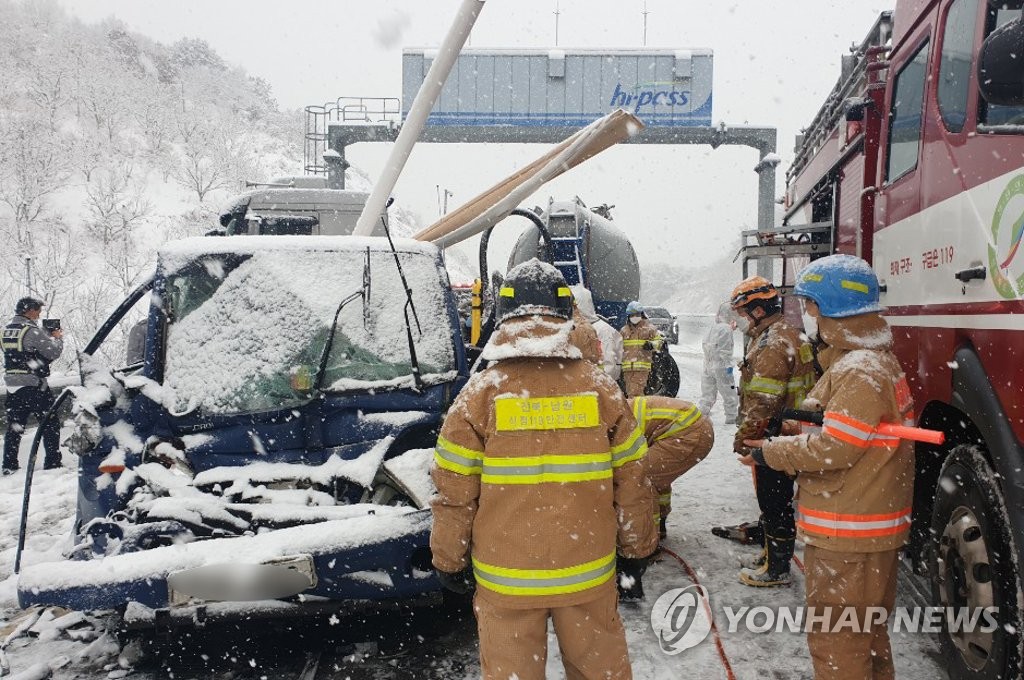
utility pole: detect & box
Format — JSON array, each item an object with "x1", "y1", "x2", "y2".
[
  {"x1": 641, "y1": 0, "x2": 651, "y2": 46},
  {"x1": 436, "y1": 185, "x2": 454, "y2": 216},
  {"x1": 24, "y1": 256, "x2": 32, "y2": 295},
  {"x1": 553, "y1": 0, "x2": 561, "y2": 46}
]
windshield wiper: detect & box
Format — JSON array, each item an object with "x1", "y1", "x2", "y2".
[
  {"x1": 380, "y1": 211, "x2": 424, "y2": 392},
  {"x1": 314, "y1": 256, "x2": 371, "y2": 389}
]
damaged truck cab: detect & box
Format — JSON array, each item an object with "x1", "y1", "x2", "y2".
[{"x1": 18, "y1": 235, "x2": 469, "y2": 621}]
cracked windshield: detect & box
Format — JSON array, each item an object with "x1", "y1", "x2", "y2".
[{"x1": 162, "y1": 248, "x2": 455, "y2": 414}]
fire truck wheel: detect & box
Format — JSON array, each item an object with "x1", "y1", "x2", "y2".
[{"x1": 930, "y1": 446, "x2": 1022, "y2": 680}]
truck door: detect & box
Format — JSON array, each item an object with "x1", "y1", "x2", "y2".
[
  {"x1": 873, "y1": 32, "x2": 932, "y2": 308},
  {"x1": 910, "y1": 0, "x2": 996, "y2": 309}
]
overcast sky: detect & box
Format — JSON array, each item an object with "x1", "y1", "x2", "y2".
[{"x1": 57, "y1": 0, "x2": 890, "y2": 277}]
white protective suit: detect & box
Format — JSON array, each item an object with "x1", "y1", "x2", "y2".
[
  {"x1": 699, "y1": 302, "x2": 739, "y2": 421},
  {"x1": 571, "y1": 285, "x2": 623, "y2": 380}
]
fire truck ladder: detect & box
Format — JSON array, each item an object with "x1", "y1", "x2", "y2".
[
  {"x1": 735, "y1": 222, "x2": 833, "y2": 291},
  {"x1": 787, "y1": 11, "x2": 892, "y2": 186}
]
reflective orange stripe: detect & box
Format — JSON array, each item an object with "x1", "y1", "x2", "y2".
[
  {"x1": 796, "y1": 522, "x2": 909, "y2": 539},
  {"x1": 799, "y1": 506, "x2": 911, "y2": 523},
  {"x1": 797, "y1": 505, "x2": 911, "y2": 539},
  {"x1": 822, "y1": 411, "x2": 900, "y2": 448}
]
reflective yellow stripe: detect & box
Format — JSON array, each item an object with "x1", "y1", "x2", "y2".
[
  {"x1": 433, "y1": 436, "x2": 483, "y2": 475},
  {"x1": 623, "y1": 339, "x2": 648, "y2": 347},
  {"x1": 481, "y1": 452, "x2": 612, "y2": 484},
  {"x1": 622, "y1": 361, "x2": 652, "y2": 370},
  {"x1": 658, "y1": 492, "x2": 672, "y2": 506},
  {"x1": 495, "y1": 394, "x2": 600, "y2": 431},
  {"x1": 1, "y1": 326, "x2": 29, "y2": 352},
  {"x1": 472, "y1": 552, "x2": 616, "y2": 596},
  {"x1": 841, "y1": 279, "x2": 870, "y2": 294},
  {"x1": 499, "y1": 286, "x2": 515, "y2": 297},
  {"x1": 557, "y1": 287, "x2": 572, "y2": 297},
  {"x1": 786, "y1": 374, "x2": 815, "y2": 407},
  {"x1": 631, "y1": 397, "x2": 646, "y2": 424},
  {"x1": 744, "y1": 376, "x2": 786, "y2": 396},
  {"x1": 610, "y1": 427, "x2": 647, "y2": 467},
  {"x1": 648, "y1": 406, "x2": 702, "y2": 440}
]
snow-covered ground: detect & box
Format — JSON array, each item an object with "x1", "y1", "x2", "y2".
[{"x1": 0, "y1": 348, "x2": 946, "y2": 679}]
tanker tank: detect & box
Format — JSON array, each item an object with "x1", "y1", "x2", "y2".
[{"x1": 507, "y1": 197, "x2": 640, "y2": 328}]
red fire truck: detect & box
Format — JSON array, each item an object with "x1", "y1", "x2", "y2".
[{"x1": 742, "y1": 3, "x2": 1024, "y2": 678}]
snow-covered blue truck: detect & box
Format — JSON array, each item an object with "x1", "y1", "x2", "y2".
[{"x1": 16, "y1": 235, "x2": 469, "y2": 625}]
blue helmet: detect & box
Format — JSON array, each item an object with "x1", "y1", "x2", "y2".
[
  {"x1": 625, "y1": 301, "x2": 645, "y2": 315},
  {"x1": 793, "y1": 254, "x2": 883, "y2": 318}
]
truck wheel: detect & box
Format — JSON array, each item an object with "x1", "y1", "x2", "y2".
[
  {"x1": 647, "y1": 350, "x2": 680, "y2": 397},
  {"x1": 930, "y1": 446, "x2": 1022, "y2": 679}
]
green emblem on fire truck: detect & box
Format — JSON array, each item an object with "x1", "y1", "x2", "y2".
[{"x1": 988, "y1": 174, "x2": 1024, "y2": 299}]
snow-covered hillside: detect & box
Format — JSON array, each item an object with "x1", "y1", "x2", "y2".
[{"x1": 0, "y1": 1, "x2": 437, "y2": 371}]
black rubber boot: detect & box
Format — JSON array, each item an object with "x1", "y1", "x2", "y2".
[{"x1": 739, "y1": 534, "x2": 794, "y2": 587}]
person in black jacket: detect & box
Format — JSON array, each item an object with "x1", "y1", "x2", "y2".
[{"x1": 2, "y1": 297, "x2": 64, "y2": 473}]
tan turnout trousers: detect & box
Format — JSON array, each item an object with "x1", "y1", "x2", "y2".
[
  {"x1": 804, "y1": 545, "x2": 899, "y2": 680},
  {"x1": 623, "y1": 370, "x2": 649, "y2": 398},
  {"x1": 644, "y1": 417, "x2": 714, "y2": 521},
  {"x1": 474, "y1": 588, "x2": 631, "y2": 680}
]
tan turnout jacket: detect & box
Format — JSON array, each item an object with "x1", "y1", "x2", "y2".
[
  {"x1": 570, "y1": 307, "x2": 602, "y2": 365},
  {"x1": 620, "y1": 319, "x2": 662, "y2": 372},
  {"x1": 762, "y1": 313, "x2": 915, "y2": 553},
  {"x1": 734, "y1": 313, "x2": 816, "y2": 452},
  {"x1": 631, "y1": 396, "x2": 714, "y2": 513},
  {"x1": 430, "y1": 314, "x2": 658, "y2": 609}
]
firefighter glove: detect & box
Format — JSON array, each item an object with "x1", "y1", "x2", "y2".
[
  {"x1": 642, "y1": 341, "x2": 654, "y2": 350},
  {"x1": 616, "y1": 555, "x2": 650, "y2": 601},
  {"x1": 435, "y1": 567, "x2": 475, "y2": 595}
]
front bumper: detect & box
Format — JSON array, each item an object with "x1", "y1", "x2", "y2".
[{"x1": 18, "y1": 510, "x2": 437, "y2": 611}]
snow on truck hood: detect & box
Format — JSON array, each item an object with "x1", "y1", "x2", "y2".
[
  {"x1": 158, "y1": 235, "x2": 440, "y2": 274},
  {"x1": 19, "y1": 507, "x2": 429, "y2": 592}
]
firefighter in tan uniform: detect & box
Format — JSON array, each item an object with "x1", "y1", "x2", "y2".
[
  {"x1": 430, "y1": 259, "x2": 658, "y2": 680},
  {"x1": 619, "y1": 301, "x2": 662, "y2": 397},
  {"x1": 629, "y1": 396, "x2": 714, "y2": 540},
  {"x1": 715, "y1": 276, "x2": 816, "y2": 587},
  {"x1": 569, "y1": 302, "x2": 602, "y2": 366},
  {"x1": 743, "y1": 255, "x2": 914, "y2": 680}
]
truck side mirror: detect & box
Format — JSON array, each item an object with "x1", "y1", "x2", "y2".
[{"x1": 978, "y1": 14, "x2": 1024, "y2": 106}]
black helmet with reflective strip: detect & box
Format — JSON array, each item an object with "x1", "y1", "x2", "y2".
[{"x1": 496, "y1": 259, "x2": 573, "y2": 324}]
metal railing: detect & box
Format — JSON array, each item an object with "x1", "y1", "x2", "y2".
[{"x1": 303, "y1": 97, "x2": 401, "y2": 175}]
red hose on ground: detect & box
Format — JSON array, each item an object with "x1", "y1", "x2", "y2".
[
  {"x1": 659, "y1": 547, "x2": 738, "y2": 680},
  {"x1": 792, "y1": 553, "x2": 805, "y2": 574}
]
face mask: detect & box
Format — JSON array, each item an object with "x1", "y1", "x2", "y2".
[
  {"x1": 800, "y1": 301, "x2": 819, "y2": 341},
  {"x1": 735, "y1": 315, "x2": 750, "y2": 333},
  {"x1": 629, "y1": 315, "x2": 642, "y2": 324}
]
